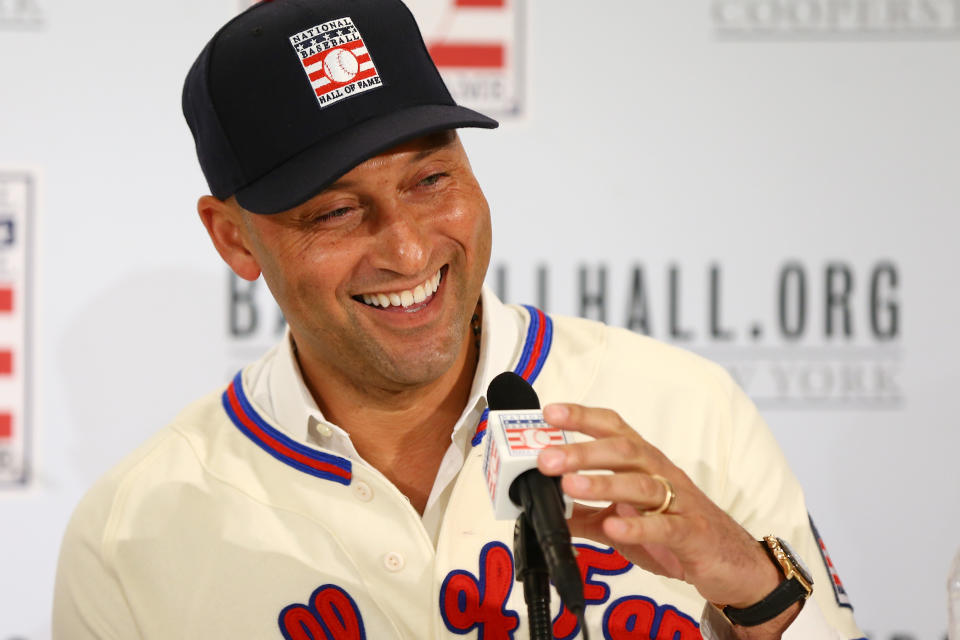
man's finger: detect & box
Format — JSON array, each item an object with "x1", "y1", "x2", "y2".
[
  {"x1": 566, "y1": 503, "x2": 617, "y2": 545},
  {"x1": 537, "y1": 436, "x2": 655, "y2": 475},
  {"x1": 568, "y1": 504, "x2": 687, "y2": 580},
  {"x1": 602, "y1": 508, "x2": 678, "y2": 548},
  {"x1": 562, "y1": 472, "x2": 679, "y2": 514},
  {"x1": 542, "y1": 403, "x2": 633, "y2": 439}
]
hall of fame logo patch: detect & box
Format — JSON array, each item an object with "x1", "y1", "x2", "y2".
[{"x1": 290, "y1": 17, "x2": 383, "y2": 109}]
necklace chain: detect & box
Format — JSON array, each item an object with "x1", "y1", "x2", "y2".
[{"x1": 471, "y1": 299, "x2": 483, "y2": 361}]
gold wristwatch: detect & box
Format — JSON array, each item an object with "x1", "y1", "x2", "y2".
[{"x1": 721, "y1": 536, "x2": 814, "y2": 626}]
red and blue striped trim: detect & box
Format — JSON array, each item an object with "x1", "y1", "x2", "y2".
[
  {"x1": 471, "y1": 305, "x2": 553, "y2": 447},
  {"x1": 222, "y1": 371, "x2": 353, "y2": 485}
]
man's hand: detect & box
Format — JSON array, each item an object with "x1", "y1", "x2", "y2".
[{"x1": 537, "y1": 403, "x2": 802, "y2": 637}]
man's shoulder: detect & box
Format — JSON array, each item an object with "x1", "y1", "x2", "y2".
[{"x1": 66, "y1": 387, "x2": 231, "y2": 538}]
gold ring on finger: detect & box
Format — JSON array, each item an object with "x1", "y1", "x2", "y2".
[{"x1": 641, "y1": 474, "x2": 676, "y2": 516}]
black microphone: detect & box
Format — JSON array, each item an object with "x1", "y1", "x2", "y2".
[{"x1": 485, "y1": 372, "x2": 586, "y2": 623}]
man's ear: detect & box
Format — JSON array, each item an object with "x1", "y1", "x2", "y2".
[{"x1": 197, "y1": 195, "x2": 262, "y2": 282}]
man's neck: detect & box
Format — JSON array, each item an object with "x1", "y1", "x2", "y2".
[{"x1": 293, "y1": 321, "x2": 481, "y2": 513}]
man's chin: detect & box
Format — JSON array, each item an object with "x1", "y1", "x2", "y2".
[{"x1": 371, "y1": 349, "x2": 466, "y2": 390}]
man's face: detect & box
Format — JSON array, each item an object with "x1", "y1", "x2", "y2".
[{"x1": 230, "y1": 131, "x2": 491, "y2": 396}]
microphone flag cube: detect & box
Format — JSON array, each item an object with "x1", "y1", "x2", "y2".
[{"x1": 482, "y1": 409, "x2": 573, "y2": 520}]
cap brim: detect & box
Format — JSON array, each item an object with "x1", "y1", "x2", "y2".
[{"x1": 234, "y1": 104, "x2": 498, "y2": 214}]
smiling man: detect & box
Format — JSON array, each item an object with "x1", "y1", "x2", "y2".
[
  {"x1": 53, "y1": 1, "x2": 864, "y2": 639},
  {"x1": 199, "y1": 131, "x2": 491, "y2": 514}
]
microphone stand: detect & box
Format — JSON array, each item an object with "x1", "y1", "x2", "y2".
[{"x1": 514, "y1": 512, "x2": 553, "y2": 640}]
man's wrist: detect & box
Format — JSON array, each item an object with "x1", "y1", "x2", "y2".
[
  {"x1": 728, "y1": 601, "x2": 803, "y2": 640},
  {"x1": 720, "y1": 536, "x2": 814, "y2": 628},
  {"x1": 724, "y1": 540, "x2": 784, "y2": 608}
]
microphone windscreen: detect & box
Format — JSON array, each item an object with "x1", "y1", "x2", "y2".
[{"x1": 486, "y1": 372, "x2": 540, "y2": 410}]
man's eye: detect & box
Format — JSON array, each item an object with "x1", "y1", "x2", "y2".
[
  {"x1": 419, "y1": 173, "x2": 447, "y2": 187},
  {"x1": 316, "y1": 207, "x2": 351, "y2": 222}
]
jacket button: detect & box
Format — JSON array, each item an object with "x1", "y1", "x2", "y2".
[
  {"x1": 383, "y1": 552, "x2": 405, "y2": 572},
  {"x1": 352, "y1": 481, "x2": 373, "y2": 502}
]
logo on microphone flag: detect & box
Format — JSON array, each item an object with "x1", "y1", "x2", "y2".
[
  {"x1": 290, "y1": 17, "x2": 383, "y2": 109},
  {"x1": 500, "y1": 415, "x2": 565, "y2": 454},
  {"x1": 483, "y1": 410, "x2": 572, "y2": 519}
]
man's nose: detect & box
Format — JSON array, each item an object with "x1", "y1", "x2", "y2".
[{"x1": 371, "y1": 203, "x2": 430, "y2": 276}]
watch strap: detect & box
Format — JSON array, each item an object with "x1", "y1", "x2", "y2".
[
  {"x1": 721, "y1": 537, "x2": 813, "y2": 627},
  {"x1": 721, "y1": 576, "x2": 809, "y2": 626}
]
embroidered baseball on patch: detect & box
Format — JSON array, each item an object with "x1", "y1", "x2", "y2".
[{"x1": 289, "y1": 17, "x2": 382, "y2": 108}]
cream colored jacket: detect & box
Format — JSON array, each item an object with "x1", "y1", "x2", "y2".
[{"x1": 53, "y1": 290, "x2": 864, "y2": 640}]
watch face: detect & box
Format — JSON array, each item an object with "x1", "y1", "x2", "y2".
[{"x1": 776, "y1": 537, "x2": 814, "y2": 586}]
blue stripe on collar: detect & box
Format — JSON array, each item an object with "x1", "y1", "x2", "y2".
[
  {"x1": 222, "y1": 371, "x2": 352, "y2": 485},
  {"x1": 471, "y1": 306, "x2": 554, "y2": 447}
]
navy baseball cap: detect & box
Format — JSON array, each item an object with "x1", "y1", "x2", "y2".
[{"x1": 183, "y1": 0, "x2": 498, "y2": 214}]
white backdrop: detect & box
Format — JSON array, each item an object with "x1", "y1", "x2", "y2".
[{"x1": 1, "y1": 1, "x2": 958, "y2": 639}]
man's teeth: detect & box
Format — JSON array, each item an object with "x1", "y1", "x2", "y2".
[{"x1": 361, "y1": 270, "x2": 442, "y2": 308}]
